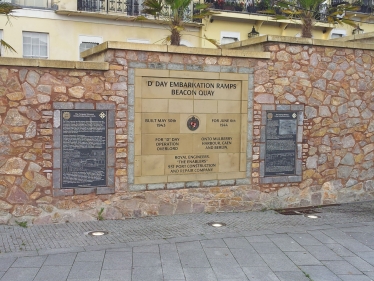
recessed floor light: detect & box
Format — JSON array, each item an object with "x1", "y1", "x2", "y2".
[
  {"x1": 86, "y1": 230, "x2": 108, "y2": 236},
  {"x1": 305, "y1": 214, "x2": 320, "y2": 219},
  {"x1": 208, "y1": 222, "x2": 226, "y2": 227}
]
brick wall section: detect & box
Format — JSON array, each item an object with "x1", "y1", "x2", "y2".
[{"x1": 0, "y1": 42, "x2": 373, "y2": 225}]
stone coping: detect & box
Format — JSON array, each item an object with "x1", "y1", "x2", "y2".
[
  {"x1": 81, "y1": 41, "x2": 271, "y2": 60},
  {"x1": 221, "y1": 34, "x2": 374, "y2": 50},
  {"x1": 330, "y1": 31, "x2": 374, "y2": 42},
  {"x1": 0, "y1": 57, "x2": 109, "y2": 70}
]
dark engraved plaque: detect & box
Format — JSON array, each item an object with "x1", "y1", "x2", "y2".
[
  {"x1": 61, "y1": 110, "x2": 107, "y2": 188},
  {"x1": 265, "y1": 111, "x2": 297, "y2": 176}
]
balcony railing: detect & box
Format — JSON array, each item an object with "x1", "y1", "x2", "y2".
[
  {"x1": 77, "y1": 0, "x2": 196, "y2": 20},
  {"x1": 77, "y1": 0, "x2": 142, "y2": 15}
]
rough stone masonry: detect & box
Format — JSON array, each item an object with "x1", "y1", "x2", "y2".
[{"x1": 0, "y1": 38, "x2": 373, "y2": 225}]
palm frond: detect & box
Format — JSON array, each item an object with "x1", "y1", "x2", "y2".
[{"x1": 0, "y1": 39, "x2": 17, "y2": 53}]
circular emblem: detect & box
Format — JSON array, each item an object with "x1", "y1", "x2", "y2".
[
  {"x1": 62, "y1": 112, "x2": 71, "y2": 120},
  {"x1": 187, "y1": 116, "x2": 200, "y2": 131},
  {"x1": 267, "y1": 112, "x2": 273, "y2": 120}
]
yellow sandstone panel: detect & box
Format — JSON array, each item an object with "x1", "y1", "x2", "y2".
[
  {"x1": 219, "y1": 153, "x2": 240, "y2": 172},
  {"x1": 179, "y1": 114, "x2": 207, "y2": 134},
  {"x1": 141, "y1": 155, "x2": 165, "y2": 176},
  {"x1": 142, "y1": 134, "x2": 193, "y2": 155},
  {"x1": 142, "y1": 113, "x2": 180, "y2": 134},
  {"x1": 141, "y1": 77, "x2": 195, "y2": 99},
  {"x1": 206, "y1": 114, "x2": 241, "y2": 134},
  {"x1": 142, "y1": 99, "x2": 168, "y2": 112},
  {"x1": 165, "y1": 154, "x2": 219, "y2": 175},
  {"x1": 169, "y1": 99, "x2": 193, "y2": 113},
  {"x1": 218, "y1": 100, "x2": 241, "y2": 113},
  {"x1": 134, "y1": 175, "x2": 167, "y2": 184},
  {"x1": 134, "y1": 156, "x2": 142, "y2": 177},
  {"x1": 193, "y1": 80, "x2": 241, "y2": 101},
  {"x1": 194, "y1": 100, "x2": 218, "y2": 114},
  {"x1": 135, "y1": 72, "x2": 248, "y2": 184},
  {"x1": 193, "y1": 134, "x2": 240, "y2": 154}
]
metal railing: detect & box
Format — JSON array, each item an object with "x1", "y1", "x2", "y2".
[
  {"x1": 77, "y1": 0, "x2": 142, "y2": 15},
  {"x1": 77, "y1": 0, "x2": 195, "y2": 20}
]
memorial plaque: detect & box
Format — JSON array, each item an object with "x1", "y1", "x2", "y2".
[
  {"x1": 134, "y1": 71, "x2": 248, "y2": 184},
  {"x1": 265, "y1": 111, "x2": 297, "y2": 176},
  {"x1": 61, "y1": 110, "x2": 107, "y2": 188}
]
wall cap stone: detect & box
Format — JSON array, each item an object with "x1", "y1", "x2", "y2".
[
  {"x1": 82, "y1": 41, "x2": 271, "y2": 60},
  {"x1": 221, "y1": 34, "x2": 374, "y2": 51},
  {"x1": 0, "y1": 57, "x2": 109, "y2": 70}
]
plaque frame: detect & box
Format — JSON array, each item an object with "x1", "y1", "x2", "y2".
[
  {"x1": 259, "y1": 105, "x2": 304, "y2": 184},
  {"x1": 52, "y1": 102, "x2": 116, "y2": 197}
]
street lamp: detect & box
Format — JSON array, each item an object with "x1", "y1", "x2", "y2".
[{"x1": 248, "y1": 26, "x2": 259, "y2": 38}]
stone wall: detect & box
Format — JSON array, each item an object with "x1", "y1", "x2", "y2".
[{"x1": 0, "y1": 40, "x2": 373, "y2": 225}]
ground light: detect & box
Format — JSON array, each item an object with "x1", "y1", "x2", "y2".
[
  {"x1": 86, "y1": 231, "x2": 108, "y2": 236},
  {"x1": 305, "y1": 214, "x2": 321, "y2": 219},
  {"x1": 207, "y1": 222, "x2": 226, "y2": 227}
]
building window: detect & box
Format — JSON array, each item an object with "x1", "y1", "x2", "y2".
[
  {"x1": 23, "y1": 32, "x2": 48, "y2": 59},
  {"x1": 79, "y1": 35, "x2": 102, "y2": 60},
  {"x1": 220, "y1": 31, "x2": 240, "y2": 45},
  {"x1": 330, "y1": 29, "x2": 346, "y2": 39}
]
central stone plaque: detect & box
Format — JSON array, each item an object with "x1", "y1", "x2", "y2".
[
  {"x1": 134, "y1": 71, "x2": 248, "y2": 184},
  {"x1": 61, "y1": 110, "x2": 107, "y2": 188}
]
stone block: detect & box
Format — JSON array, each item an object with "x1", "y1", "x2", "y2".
[
  {"x1": 128, "y1": 62, "x2": 147, "y2": 68},
  {"x1": 167, "y1": 182, "x2": 185, "y2": 189},
  {"x1": 236, "y1": 178, "x2": 250, "y2": 185},
  {"x1": 53, "y1": 149, "x2": 61, "y2": 169},
  {"x1": 186, "y1": 181, "x2": 200, "y2": 188},
  {"x1": 149, "y1": 62, "x2": 167, "y2": 69},
  {"x1": 53, "y1": 188, "x2": 73, "y2": 197},
  {"x1": 202, "y1": 180, "x2": 218, "y2": 187},
  {"x1": 221, "y1": 66, "x2": 237, "y2": 73},
  {"x1": 260, "y1": 177, "x2": 273, "y2": 184},
  {"x1": 203, "y1": 65, "x2": 220, "y2": 72},
  {"x1": 53, "y1": 102, "x2": 74, "y2": 109},
  {"x1": 74, "y1": 187, "x2": 96, "y2": 195},
  {"x1": 219, "y1": 179, "x2": 235, "y2": 186},
  {"x1": 128, "y1": 68, "x2": 135, "y2": 85},
  {"x1": 186, "y1": 65, "x2": 203, "y2": 71},
  {"x1": 53, "y1": 169, "x2": 61, "y2": 189},
  {"x1": 75, "y1": 61, "x2": 109, "y2": 70},
  {"x1": 276, "y1": 104, "x2": 290, "y2": 110},
  {"x1": 107, "y1": 168, "x2": 115, "y2": 186},
  {"x1": 96, "y1": 103, "x2": 115, "y2": 110},
  {"x1": 167, "y1": 63, "x2": 184, "y2": 71},
  {"x1": 53, "y1": 128, "x2": 60, "y2": 148},
  {"x1": 74, "y1": 102, "x2": 94, "y2": 109},
  {"x1": 129, "y1": 184, "x2": 146, "y2": 191},
  {"x1": 96, "y1": 186, "x2": 115, "y2": 194},
  {"x1": 148, "y1": 183, "x2": 165, "y2": 190},
  {"x1": 238, "y1": 67, "x2": 254, "y2": 74}
]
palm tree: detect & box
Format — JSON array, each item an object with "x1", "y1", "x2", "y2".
[
  {"x1": 270, "y1": 0, "x2": 359, "y2": 38},
  {"x1": 138, "y1": 0, "x2": 217, "y2": 46},
  {"x1": 0, "y1": 2, "x2": 20, "y2": 54}
]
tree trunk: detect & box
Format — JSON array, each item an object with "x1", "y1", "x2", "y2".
[
  {"x1": 170, "y1": 26, "x2": 181, "y2": 46},
  {"x1": 301, "y1": 16, "x2": 314, "y2": 38}
]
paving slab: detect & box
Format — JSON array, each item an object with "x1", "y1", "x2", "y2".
[{"x1": 0, "y1": 201, "x2": 373, "y2": 280}]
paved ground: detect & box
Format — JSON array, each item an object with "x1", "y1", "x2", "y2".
[{"x1": 0, "y1": 201, "x2": 374, "y2": 280}]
